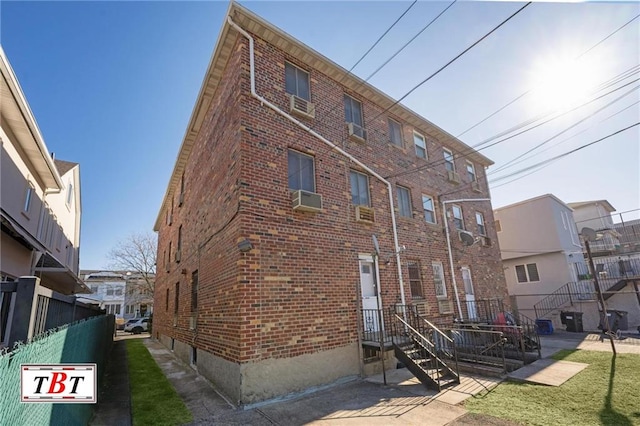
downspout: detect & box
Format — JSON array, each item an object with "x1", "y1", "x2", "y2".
[
  {"x1": 441, "y1": 198, "x2": 490, "y2": 320},
  {"x1": 227, "y1": 17, "x2": 406, "y2": 306}
]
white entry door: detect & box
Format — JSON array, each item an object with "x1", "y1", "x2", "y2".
[
  {"x1": 359, "y1": 259, "x2": 379, "y2": 333},
  {"x1": 461, "y1": 267, "x2": 477, "y2": 320}
]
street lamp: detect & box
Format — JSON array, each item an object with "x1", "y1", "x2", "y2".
[{"x1": 441, "y1": 198, "x2": 491, "y2": 320}]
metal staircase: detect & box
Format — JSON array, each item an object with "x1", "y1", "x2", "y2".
[
  {"x1": 389, "y1": 308, "x2": 460, "y2": 391},
  {"x1": 534, "y1": 280, "x2": 596, "y2": 319}
]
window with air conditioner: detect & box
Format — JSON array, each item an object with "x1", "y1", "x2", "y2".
[
  {"x1": 397, "y1": 186, "x2": 412, "y2": 218},
  {"x1": 422, "y1": 195, "x2": 436, "y2": 224},
  {"x1": 285, "y1": 62, "x2": 314, "y2": 118},
  {"x1": 433, "y1": 262, "x2": 447, "y2": 299},
  {"x1": 443, "y1": 149, "x2": 455, "y2": 172},
  {"x1": 350, "y1": 171, "x2": 370, "y2": 206},
  {"x1": 408, "y1": 262, "x2": 423, "y2": 298},
  {"x1": 413, "y1": 132, "x2": 427, "y2": 159},
  {"x1": 452, "y1": 205, "x2": 464, "y2": 230},
  {"x1": 388, "y1": 118, "x2": 402, "y2": 146},
  {"x1": 288, "y1": 149, "x2": 315, "y2": 192},
  {"x1": 344, "y1": 95, "x2": 366, "y2": 141}
]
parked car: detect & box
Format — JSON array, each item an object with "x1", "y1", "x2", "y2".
[{"x1": 123, "y1": 318, "x2": 149, "y2": 334}]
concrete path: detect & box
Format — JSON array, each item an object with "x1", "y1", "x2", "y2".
[
  {"x1": 144, "y1": 338, "x2": 501, "y2": 425},
  {"x1": 90, "y1": 338, "x2": 132, "y2": 426}
]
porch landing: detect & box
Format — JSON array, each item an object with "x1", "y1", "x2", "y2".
[{"x1": 507, "y1": 358, "x2": 589, "y2": 386}]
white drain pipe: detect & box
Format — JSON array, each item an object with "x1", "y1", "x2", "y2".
[{"x1": 227, "y1": 17, "x2": 406, "y2": 306}]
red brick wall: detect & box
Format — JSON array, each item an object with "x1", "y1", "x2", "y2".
[{"x1": 155, "y1": 29, "x2": 508, "y2": 365}]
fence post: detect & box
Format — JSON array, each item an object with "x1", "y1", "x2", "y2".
[{"x1": 7, "y1": 277, "x2": 38, "y2": 348}]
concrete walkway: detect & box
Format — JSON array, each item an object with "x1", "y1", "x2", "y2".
[{"x1": 90, "y1": 338, "x2": 132, "y2": 426}]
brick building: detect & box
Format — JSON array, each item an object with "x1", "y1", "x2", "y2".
[{"x1": 153, "y1": 3, "x2": 507, "y2": 406}]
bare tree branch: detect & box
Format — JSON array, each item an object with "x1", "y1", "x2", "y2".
[{"x1": 108, "y1": 232, "x2": 157, "y2": 294}]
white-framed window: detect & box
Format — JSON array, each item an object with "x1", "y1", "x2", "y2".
[
  {"x1": 452, "y1": 205, "x2": 464, "y2": 230},
  {"x1": 413, "y1": 132, "x2": 427, "y2": 159},
  {"x1": 115, "y1": 288, "x2": 123, "y2": 296},
  {"x1": 288, "y1": 149, "x2": 316, "y2": 192},
  {"x1": 350, "y1": 170, "x2": 370, "y2": 206},
  {"x1": 107, "y1": 287, "x2": 114, "y2": 296},
  {"x1": 408, "y1": 261, "x2": 423, "y2": 299},
  {"x1": 432, "y1": 262, "x2": 446, "y2": 299},
  {"x1": 388, "y1": 118, "x2": 402, "y2": 146},
  {"x1": 105, "y1": 304, "x2": 121, "y2": 315},
  {"x1": 422, "y1": 195, "x2": 436, "y2": 224},
  {"x1": 24, "y1": 182, "x2": 35, "y2": 213},
  {"x1": 466, "y1": 162, "x2": 476, "y2": 182},
  {"x1": 285, "y1": 62, "x2": 310, "y2": 101},
  {"x1": 344, "y1": 95, "x2": 363, "y2": 127},
  {"x1": 443, "y1": 149, "x2": 455, "y2": 172},
  {"x1": 397, "y1": 186, "x2": 412, "y2": 218},
  {"x1": 515, "y1": 263, "x2": 540, "y2": 283},
  {"x1": 476, "y1": 212, "x2": 486, "y2": 236}
]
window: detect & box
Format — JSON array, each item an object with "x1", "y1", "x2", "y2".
[
  {"x1": 413, "y1": 132, "x2": 427, "y2": 159},
  {"x1": 408, "y1": 262, "x2": 423, "y2": 298},
  {"x1": 177, "y1": 225, "x2": 183, "y2": 253},
  {"x1": 433, "y1": 262, "x2": 446, "y2": 298},
  {"x1": 452, "y1": 205, "x2": 464, "y2": 230},
  {"x1": 443, "y1": 149, "x2": 455, "y2": 172},
  {"x1": 388, "y1": 119, "x2": 402, "y2": 146},
  {"x1": 66, "y1": 182, "x2": 73, "y2": 207},
  {"x1": 285, "y1": 62, "x2": 310, "y2": 101},
  {"x1": 166, "y1": 288, "x2": 170, "y2": 311},
  {"x1": 107, "y1": 288, "x2": 114, "y2": 296},
  {"x1": 397, "y1": 186, "x2": 412, "y2": 218},
  {"x1": 288, "y1": 149, "x2": 315, "y2": 192},
  {"x1": 179, "y1": 173, "x2": 185, "y2": 206},
  {"x1": 105, "y1": 304, "x2": 121, "y2": 315},
  {"x1": 476, "y1": 212, "x2": 486, "y2": 235},
  {"x1": 24, "y1": 182, "x2": 35, "y2": 213},
  {"x1": 167, "y1": 242, "x2": 172, "y2": 270},
  {"x1": 191, "y1": 270, "x2": 199, "y2": 312},
  {"x1": 466, "y1": 162, "x2": 476, "y2": 182},
  {"x1": 174, "y1": 282, "x2": 180, "y2": 314},
  {"x1": 515, "y1": 263, "x2": 540, "y2": 283},
  {"x1": 115, "y1": 288, "x2": 123, "y2": 296},
  {"x1": 344, "y1": 95, "x2": 363, "y2": 127},
  {"x1": 422, "y1": 195, "x2": 436, "y2": 224},
  {"x1": 350, "y1": 171, "x2": 370, "y2": 206}
]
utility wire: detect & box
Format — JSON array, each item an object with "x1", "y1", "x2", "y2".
[{"x1": 455, "y1": 13, "x2": 640, "y2": 139}]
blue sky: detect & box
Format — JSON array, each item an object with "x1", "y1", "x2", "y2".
[{"x1": 2, "y1": 1, "x2": 638, "y2": 269}]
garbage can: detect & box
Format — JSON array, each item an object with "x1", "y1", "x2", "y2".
[
  {"x1": 535, "y1": 319, "x2": 554, "y2": 335},
  {"x1": 600, "y1": 310, "x2": 629, "y2": 332},
  {"x1": 564, "y1": 312, "x2": 584, "y2": 332}
]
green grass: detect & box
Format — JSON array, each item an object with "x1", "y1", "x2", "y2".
[
  {"x1": 126, "y1": 339, "x2": 193, "y2": 426},
  {"x1": 465, "y1": 350, "x2": 640, "y2": 426}
]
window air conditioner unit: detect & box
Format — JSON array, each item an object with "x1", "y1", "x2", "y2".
[
  {"x1": 347, "y1": 122, "x2": 367, "y2": 143},
  {"x1": 189, "y1": 315, "x2": 196, "y2": 330},
  {"x1": 289, "y1": 94, "x2": 315, "y2": 119},
  {"x1": 355, "y1": 205, "x2": 375, "y2": 223},
  {"x1": 480, "y1": 236, "x2": 491, "y2": 247},
  {"x1": 438, "y1": 299, "x2": 453, "y2": 314},
  {"x1": 291, "y1": 190, "x2": 322, "y2": 212},
  {"x1": 414, "y1": 301, "x2": 428, "y2": 316},
  {"x1": 471, "y1": 181, "x2": 482, "y2": 193},
  {"x1": 175, "y1": 250, "x2": 182, "y2": 263},
  {"x1": 447, "y1": 170, "x2": 461, "y2": 184}
]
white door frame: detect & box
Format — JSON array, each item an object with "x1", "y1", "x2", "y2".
[
  {"x1": 461, "y1": 266, "x2": 476, "y2": 320},
  {"x1": 358, "y1": 254, "x2": 384, "y2": 332}
]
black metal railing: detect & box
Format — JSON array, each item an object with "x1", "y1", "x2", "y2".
[
  {"x1": 534, "y1": 280, "x2": 596, "y2": 319},
  {"x1": 361, "y1": 308, "x2": 393, "y2": 345}
]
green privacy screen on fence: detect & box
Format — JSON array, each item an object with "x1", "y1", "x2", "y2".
[{"x1": 0, "y1": 315, "x2": 114, "y2": 426}]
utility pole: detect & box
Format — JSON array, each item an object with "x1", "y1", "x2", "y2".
[{"x1": 585, "y1": 239, "x2": 616, "y2": 355}]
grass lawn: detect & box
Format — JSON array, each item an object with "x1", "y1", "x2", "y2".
[
  {"x1": 465, "y1": 350, "x2": 640, "y2": 426},
  {"x1": 126, "y1": 339, "x2": 193, "y2": 426}
]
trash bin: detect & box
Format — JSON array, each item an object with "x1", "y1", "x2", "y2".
[
  {"x1": 560, "y1": 311, "x2": 570, "y2": 325},
  {"x1": 600, "y1": 310, "x2": 629, "y2": 332},
  {"x1": 564, "y1": 312, "x2": 583, "y2": 332},
  {"x1": 535, "y1": 319, "x2": 554, "y2": 335}
]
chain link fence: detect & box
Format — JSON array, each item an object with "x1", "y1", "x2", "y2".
[{"x1": 0, "y1": 314, "x2": 114, "y2": 426}]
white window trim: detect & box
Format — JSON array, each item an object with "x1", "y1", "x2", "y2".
[
  {"x1": 433, "y1": 262, "x2": 447, "y2": 299},
  {"x1": 350, "y1": 170, "x2": 370, "y2": 207},
  {"x1": 285, "y1": 61, "x2": 311, "y2": 101},
  {"x1": 466, "y1": 161, "x2": 476, "y2": 181},
  {"x1": 422, "y1": 194, "x2": 436, "y2": 224},
  {"x1": 452, "y1": 205, "x2": 465, "y2": 230},
  {"x1": 397, "y1": 185, "x2": 412, "y2": 218},
  {"x1": 413, "y1": 132, "x2": 427, "y2": 159},
  {"x1": 443, "y1": 148, "x2": 455, "y2": 171},
  {"x1": 475, "y1": 212, "x2": 486, "y2": 235},
  {"x1": 515, "y1": 263, "x2": 540, "y2": 283},
  {"x1": 288, "y1": 148, "x2": 317, "y2": 193}
]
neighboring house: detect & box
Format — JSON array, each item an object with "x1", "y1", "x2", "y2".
[
  {"x1": 568, "y1": 200, "x2": 640, "y2": 330},
  {"x1": 80, "y1": 271, "x2": 126, "y2": 318},
  {"x1": 0, "y1": 46, "x2": 90, "y2": 349},
  {"x1": 153, "y1": 3, "x2": 507, "y2": 406},
  {"x1": 80, "y1": 270, "x2": 154, "y2": 319},
  {"x1": 494, "y1": 194, "x2": 589, "y2": 321}
]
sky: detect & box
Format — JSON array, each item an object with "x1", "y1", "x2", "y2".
[{"x1": 2, "y1": 1, "x2": 638, "y2": 270}]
